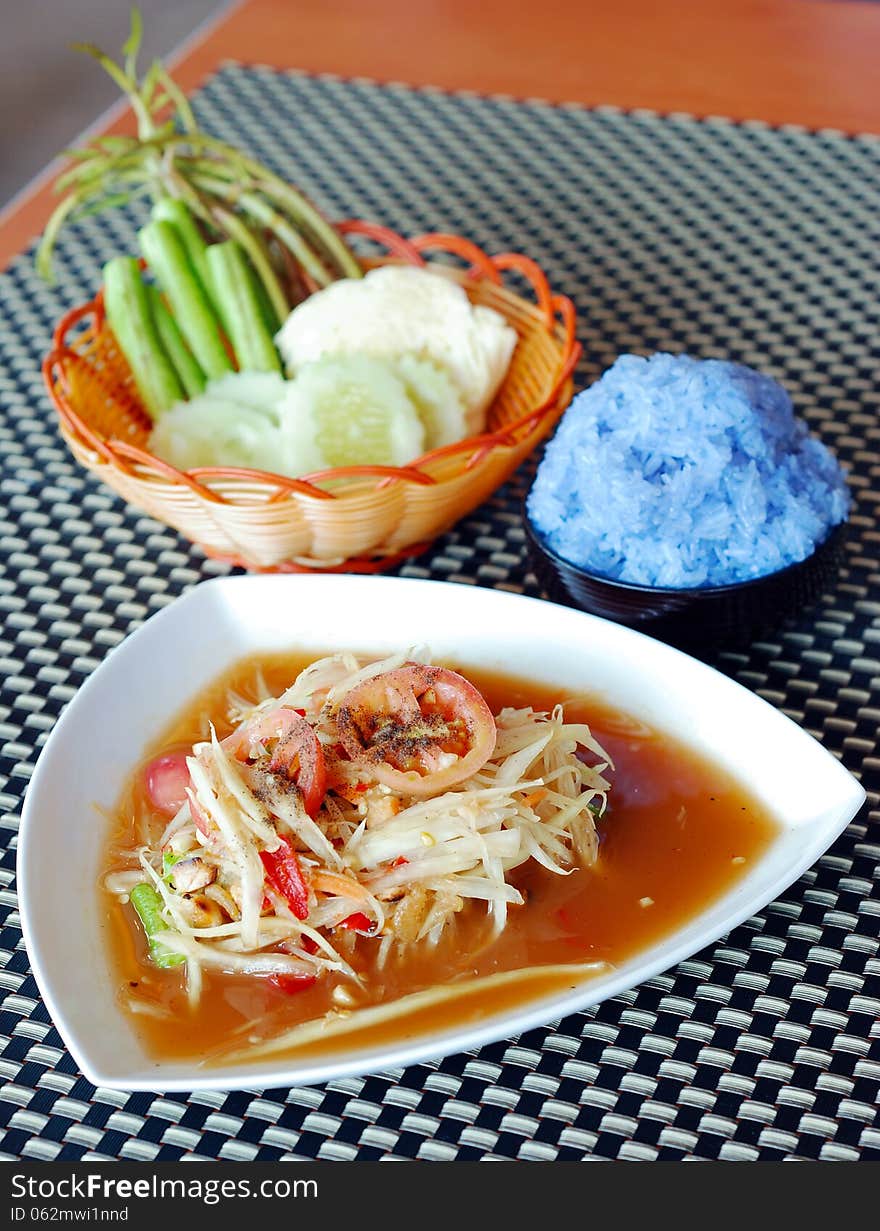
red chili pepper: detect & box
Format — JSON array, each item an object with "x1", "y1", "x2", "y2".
[
  {"x1": 260, "y1": 838, "x2": 309, "y2": 920},
  {"x1": 268, "y1": 973, "x2": 317, "y2": 994},
  {"x1": 340, "y1": 911, "x2": 373, "y2": 934},
  {"x1": 391, "y1": 855, "x2": 409, "y2": 867}
]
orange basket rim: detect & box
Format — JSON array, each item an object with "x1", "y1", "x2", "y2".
[{"x1": 44, "y1": 222, "x2": 581, "y2": 502}]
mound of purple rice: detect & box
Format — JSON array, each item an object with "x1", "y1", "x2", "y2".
[{"x1": 527, "y1": 353, "x2": 850, "y2": 589}]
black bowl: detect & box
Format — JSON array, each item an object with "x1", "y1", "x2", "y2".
[{"x1": 523, "y1": 508, "x2": 848, "y2": 647}]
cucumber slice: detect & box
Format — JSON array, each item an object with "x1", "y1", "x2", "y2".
[
  {"x1": 204, "y1": 372, "x2": 287, "y2": 419},
  {"x1": 280, "y1": 355, "x2": 425, "y2": 473},
  {"x1": 393, "y1": 355, "x2": 467, "y2": 450},
  {"x1": 149, "y1": 395, "x2": 284, "y2": 471}
]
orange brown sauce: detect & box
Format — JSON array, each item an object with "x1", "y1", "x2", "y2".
[{"x1": 103, "y1": 652, "x2": 778, "y2": 1063}]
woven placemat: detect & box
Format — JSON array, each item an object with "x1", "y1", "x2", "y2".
[{"x1": 1, "y1": 66, "x2": 878, "y2": 1162}]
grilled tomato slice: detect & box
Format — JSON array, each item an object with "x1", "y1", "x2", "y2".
[
  {"x1": 225, "y1": 706, "x2": 327, "y2": 818},
  {"x1": 335, "y1": 665, "x2": 496, "y2": 796}
]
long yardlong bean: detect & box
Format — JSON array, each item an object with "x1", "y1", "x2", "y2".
[{"x1": 103, "y1": 256, "x2": 183, "y2": 416}]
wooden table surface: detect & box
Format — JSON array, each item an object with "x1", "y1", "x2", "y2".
[{"x1": 2, "y1": 0, "x2": 879, "y2": 270}]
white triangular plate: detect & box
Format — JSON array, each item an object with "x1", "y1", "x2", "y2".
[{"x1": 19, "y1": 576, "x2": 865, "y2": 1090}]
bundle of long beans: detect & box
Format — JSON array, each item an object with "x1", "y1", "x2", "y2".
[{"x1": 37, "y1": 8, "x2": 361, "y2": 324}]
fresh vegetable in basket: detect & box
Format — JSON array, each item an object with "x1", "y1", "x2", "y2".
[
  {"x1": 37, "y1": 7, "x2": 360, "y2": 314},
  {"x1": 102, "y1": 256, "x2": 185, "y2": 417},
  {"x1": 138, "y1": 219, "x2": 233, "y2": 380},
  {"x1": 148, "y1": 266, "x2": 518, "y2": 477},
  {"x1": 39, "y1": 10, "x2": 521, "y2": 483},
  {"x1": 43, "y1": 222, "x2": 574, "y2": 570},
  {"x1": 276, "y1": 265, "x2": 517, "y2": 436},
  {"x1": 100, "y1": 196, "x2": 283, "y2": 413}
]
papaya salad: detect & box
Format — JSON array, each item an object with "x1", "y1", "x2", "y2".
[{"x1": 104, "y1": 649, "x2": 613, "y2": 1057}]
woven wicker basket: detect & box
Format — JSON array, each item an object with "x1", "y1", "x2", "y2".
[{"x1": 43, "y1": 223, "x2": 579, "y2": 572}]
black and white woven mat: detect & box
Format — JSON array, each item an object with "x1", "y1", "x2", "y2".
[{"x1": 1, "y1": 66, "x2": 879, "y2": 1162}]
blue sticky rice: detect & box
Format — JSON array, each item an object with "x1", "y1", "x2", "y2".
[{"x1": 527, "y1": 353, "x2": 850, "y2": 589}]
